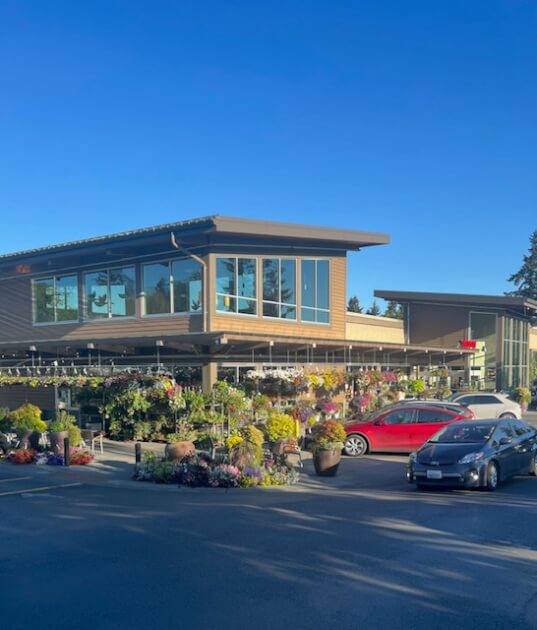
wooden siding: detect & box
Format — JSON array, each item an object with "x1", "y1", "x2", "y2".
[
  {"x1": 0, "y1": 275, "x2": 202, "y2": 345},
  {"x1": 208, "y1": 254, "x2": 347, "y2": 340},
  {"x1": 408, "y1": 303, "x2": 469, "y2": 348},
  {"x1": 346, "y1": 313, "x2": 405, "y2": 344}
]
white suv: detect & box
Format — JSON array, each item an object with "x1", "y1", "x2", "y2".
[{"x1": 448, "y1": 392, "x2": 521, "y2": 419}]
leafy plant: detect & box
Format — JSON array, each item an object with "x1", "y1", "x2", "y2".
[
  {"x1": 49, "y1": 410, "x2": 77, "y2": 432},
  {"x1": 310, "y1": 419, "x2": 346, "y2": 452},
  {"x1": 9, "y1": 404, "x2": 46, "y2": 433},
  {"x1": 265, "y1": 413, "x2": 296, "y2": 442},
  {"x1": 167, "y1": 421, "x2": 197, "y2": 442},
  {"x1": 512, "y1": 387, "x2": 531, "y2": 405},
  {"x1": 152, "y1": 461, "x2": 176, "y2": 483},
  {"x1": 0, "y1": 406, "x2": 10, "y2": 432}
]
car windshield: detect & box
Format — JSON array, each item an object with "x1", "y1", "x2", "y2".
[{"x1": 429, "y1": 423, "x2": 496, "y2": 444}]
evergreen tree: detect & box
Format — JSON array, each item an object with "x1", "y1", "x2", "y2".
[
  {"x1": 347, "y1": 295, "x2": 363, "y2": 313},
  {"x1": 366, "y1": 300, "x2": 381, "y2": 316},
  {"x1": 383, "y1": 300, "x2": 404, "y2": 319},
  {"x1": 507, "y1": 229, "x2": 537, "y2": 299}
]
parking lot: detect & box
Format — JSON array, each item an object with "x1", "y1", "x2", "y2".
[{"x1": 2, "y1": 438, "x2": 537, "y2": 630}]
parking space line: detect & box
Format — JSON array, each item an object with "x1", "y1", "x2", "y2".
[
  {"x1": 0, "y1": 482, "x2": 81, "y2": 497},
  {"x1": 0, "y1": 476, "x2": 32, "y2": 483}
]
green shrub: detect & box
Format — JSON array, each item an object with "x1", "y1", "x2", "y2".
[
  {"x1": 49, "y1": 410, "x2": 77, "y2": 432},
  {"x1": 68, "y1": 424, "x2": 81, "y2": 447},
  {"x1": 9, "y1": 404, "x2": 47, "y2": 433},
  {"x1": 265, "y1": 413, "x2": 296, "y2": 442},
  {"x1": 240, "y1": 425, "x2": 265, "y2": 449},
  {"x1": 229, "y1": 441, "x2": 261, "y2": 468},
  {"x1": 152, "y1": 461, "x2": 176, "y2": 483},
  {"x1": 512, "y1": 387, "x2": 531, "y2": 405},
  {"x1": 0, "y1": 406, "x2": 11, "y2": 432}
]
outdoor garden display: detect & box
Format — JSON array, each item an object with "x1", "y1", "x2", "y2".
[
  {"x1": 310, "y1": 419, "x2": 347, "y2": 477},
  {"x1": 48, "y1": 410, "x2": 80, "y2": 455},
  {"x1": 6, "y1": 447, "x2": 94, "y2": 466},
  {"x1": 5, "y1": 403, "x2": 47, "y2": 449}
]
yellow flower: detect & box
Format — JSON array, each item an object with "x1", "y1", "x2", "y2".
[{"x1": 225, "y1": 435, "x2": 244, "y2": 450}]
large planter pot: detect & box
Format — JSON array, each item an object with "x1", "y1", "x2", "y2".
[
  {"x1": 313, "y1": 449, "x2": 342, "y2": 477},
  {"x1": 50, "y1": 431, "x2": 69, "y2": 456},
  {"x1": 165, "y1": 440, "x2": 195, "y2": 461},
  {"x1": 28, "y1": 431, "x2": 42, "y2": 450}
]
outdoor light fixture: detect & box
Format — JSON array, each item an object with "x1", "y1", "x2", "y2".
[
  {"x1": 155, "y1": 340, "x2": 164, "y2": 347},
  {"x1": 87, "y1": 343, "x2": 95, "y2": 350},
  {"x1": 29, "y1": 345, "x2": 37, "y2": 352}
]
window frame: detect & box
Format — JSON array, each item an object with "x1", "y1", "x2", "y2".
[
  {"x1": 142, "y1": 258, "x2": 203, "y2": 317},
  {"x1": 83, "y1": 265, "x2": 136, "y2": 321},
  {"x1": 300, "y1": 258, "x2": 330, "y2": 325},
  {"x1": 215, "y1": 256, "x2": 258, "y2": 317},
  {"x1": 33, "y1": 274, "x2": 80, "y2": 325},
  {"x1": 261, "y1": 257, "x2": 297, "y2": 321}
]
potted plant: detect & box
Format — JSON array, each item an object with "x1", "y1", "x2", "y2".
[
  {"x1": 310, "y1": 419, "x2": 347, "y2": 477},
  {"x1": 48, "y1": 411, "x2": 78, "y2": 456},
  {"x1": 512, "y1": 387, "x2": 531, "y2": 413},
  {"x1": 165, "y1": 421, "x2": 197, "y2": 461},
  {"x1": 8, "y1": 403, "x2": 47, "y2": 449}
]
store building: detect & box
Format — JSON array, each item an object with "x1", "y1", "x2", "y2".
[
  {"x1": 0, "y1": 216, "x2": 473, "y2": 399},
  {"x1": 375, "y1": 290, "x2": 537, "y2": 390}
]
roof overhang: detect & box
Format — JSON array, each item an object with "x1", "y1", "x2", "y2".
[
  {"x1": 0, "y1": 215, "x2": 390, "y2": 277},
  {"x1": 375, "y1": 289, "x2": 537, "y2": 318}
]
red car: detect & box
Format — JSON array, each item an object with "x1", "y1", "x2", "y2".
[{"x1": 344, "y1": 402, "x2": 475, "y2": 456}]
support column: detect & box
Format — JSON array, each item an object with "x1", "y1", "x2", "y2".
[{"x1": 202, "y1": 361, "x2": 218, "y2": 394}]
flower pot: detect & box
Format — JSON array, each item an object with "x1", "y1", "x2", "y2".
[
  {"x1": 521, "y1": 402, "x2": 529, "y2": 414},
  {"x1": 313, "y1": 449, "x2": 341, "y2": 477},
  {"x1": 165, "y1": 440, "x2": 195, "y2": 461},
  {"x1": 50, "y1": 431, "x2": 69, "y2": 456},
  {"x1": 28, "y1": 431, "x2": 42, "y2": 450}
]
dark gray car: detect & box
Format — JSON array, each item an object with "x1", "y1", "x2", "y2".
[{"x1": 407, "y1": 419, "x2": 537, "y2": 490}]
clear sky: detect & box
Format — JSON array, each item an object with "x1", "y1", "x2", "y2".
[{"x1": 1, "y1": 1, "x2": 536, "y2": 309}]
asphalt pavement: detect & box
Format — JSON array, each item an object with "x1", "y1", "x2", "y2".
[{"x1": 1, "y1": 444, "x2": 537, "y2": 630}]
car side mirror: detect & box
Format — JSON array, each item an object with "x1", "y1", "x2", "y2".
[{"x1": 499, "y1": 437, "x2": 512, "y2": 446}]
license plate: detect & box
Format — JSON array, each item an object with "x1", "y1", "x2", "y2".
[{"x1": 427, "y1": 470, "x2": 443, "y2": 480}]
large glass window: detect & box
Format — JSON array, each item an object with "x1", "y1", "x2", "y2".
[
  {"x1": 262, "y1": 258, "x2": 296, "y2": 320},
  {"x1": 34, "y1": 275, "x2": 79, "y2": 323},
  {"x1": 143, "y1": 259, "x2": 203, "y2": 315},
  {"x1": 216, "y1": 257, "x2": 256, "y2": 315},
  {"x1": 502, "y1": 317, "x2": 529, "y2": 389},
  {"x1": 301, "y1": 259, "x2": 330, "y2": 323},
  {"x1": 85, "y1": 267, "x2": 135, "y2": 319}
]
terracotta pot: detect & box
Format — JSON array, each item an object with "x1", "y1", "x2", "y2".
[
  {"x1": 50, "y1": 431, "x2": 69, "y2": 456},
  {"x1": 313, "y1": 449, "x2": 341, "y2": 477},
  {"x1": 165, "y1": 440, "x2": 195, "y2": 461}
]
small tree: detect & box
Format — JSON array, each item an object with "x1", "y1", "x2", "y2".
[
  {"x1": 507, "y1": 229, "x2": 537, "y2": 299},
  {"x1": 347, "y1": 296, "x2": 363, "y2": 313},
  {"x1": 366, "y1": 300, "x2": 381, "y2": 316},
  {"x1": 383, "y1": 301, "x2": 404, "y2": 319}
]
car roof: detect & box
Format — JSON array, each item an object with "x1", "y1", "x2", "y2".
[{"x1": 450, "y1": 419, "x2": 501, "y2": 428}]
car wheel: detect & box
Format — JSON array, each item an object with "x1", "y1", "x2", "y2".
[
  {"x1": 486, "y1": 461, "x2": 499, "y2": 491},
  {"x1": 500, "y1": 412, "x2": 516, "y2": 419},
  {"x1": 344, "y1": 434, "x2": 368, "y2": 457},
  {"x1": 529, "y1": 455, "x2": 537, "y2": 477}
]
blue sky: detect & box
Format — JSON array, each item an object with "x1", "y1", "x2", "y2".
[{"x1": 1, "y1": 1, "x2": 536, "y2": 309}]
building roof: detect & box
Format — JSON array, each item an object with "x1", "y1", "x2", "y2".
[
  {"x1": 375, "y1": 289, "x2": 537, "y2": 315},
  {"x1": 0, "y1": 215, "x2": 390, "y2": 264}
]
